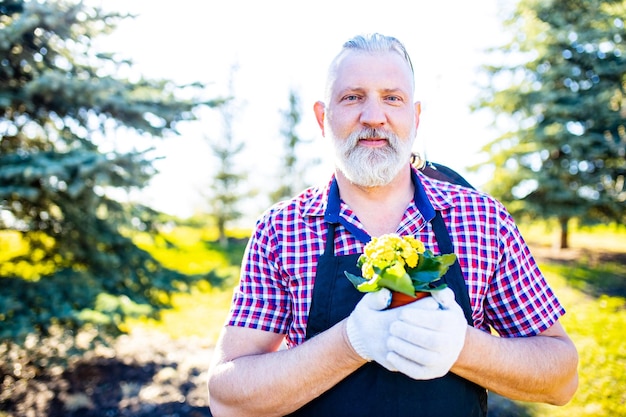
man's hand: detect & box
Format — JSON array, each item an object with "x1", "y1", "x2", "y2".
[
  {"x1": 386, "y1": 287, "x2": 468, "y2": 380},
  {"x1": 346, "y1": 288, "x2": 399, "y2": 371}
]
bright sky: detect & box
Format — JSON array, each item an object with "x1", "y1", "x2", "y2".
[{"x1": 97, "y1": 0, "x2": 509, "y2": 219}]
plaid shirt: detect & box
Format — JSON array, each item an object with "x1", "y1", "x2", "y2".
[{"x1": 228, "y1": 168, "x2": 565, "y2": 347}]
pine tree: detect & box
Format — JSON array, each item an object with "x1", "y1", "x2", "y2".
[
  {"x1": 204, "y1": 65, "x2": 248, "y2": 247},
  {"x1": 270, "y1": 88, "x2": 318, "y2": 203},
  {"x1": 475, "y1": 0, "x2": 626, "y2": 248},
  {"x1": 0, "y1": 0, "x2": 221, "y2": 343}
]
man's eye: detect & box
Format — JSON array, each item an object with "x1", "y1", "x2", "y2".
[
  {"x1": 386, "y1": 96, "x2": 401, "y2": 102},
  {"x1": 343, "y1": 95, "x2": 359, "y2": 101}
]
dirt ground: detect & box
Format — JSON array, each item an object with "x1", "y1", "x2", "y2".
[{"x1": 1, "y1": 329, "x2": 214, "y2": 417}]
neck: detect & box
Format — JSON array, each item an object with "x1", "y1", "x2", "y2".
[{"x1": 335, "y1": 165, "x2": 414, "y2": 236}]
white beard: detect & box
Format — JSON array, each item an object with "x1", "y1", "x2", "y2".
[{"x1": 331, "y1": 127, "x2": 415, "y2": 187}]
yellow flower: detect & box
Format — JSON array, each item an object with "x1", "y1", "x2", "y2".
[
  {"x1": 361, "y1": 260, "x2": 375, "y2": 279},
  {"x1": 405, "y1": 235, "x2": 426, "y2": 252},
  {"x1": 361, "y1": 234, "x2": 413, "y2": 273},
  {"x1": 403, "y1": 250, "x2": 419, "y2": 268}
]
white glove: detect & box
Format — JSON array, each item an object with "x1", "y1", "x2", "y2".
[
  {"x1": 345, "y1": 288, "x2": 399, "y2": 371},
  {"x1": 386, "y1": 287, "x2": 467, "y2": 380}
]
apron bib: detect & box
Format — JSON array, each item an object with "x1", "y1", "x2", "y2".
[{"x1": 287, "y1": 212, "x2": 487, "y2": 417}]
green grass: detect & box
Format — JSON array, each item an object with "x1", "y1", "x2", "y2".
[
  {"x1": 123, "y1": 282, "x2": 236, "y2": 342},
  {"x1": 519, "y1": 221, "x2": 626, "y2": 253},
  {"x1": 493, "y1": 222, "x2": 626, "y2": 416},
  {"x1": 501, "y1": 268, "x2": 626, "y2": 417},
  {"x1": 123, "y1": 225, "x2": 245, "y2": 341}
]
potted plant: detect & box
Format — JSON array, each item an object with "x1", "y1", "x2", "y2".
[{"x1": 345, "y1": 234, "x2": 456, "y2": 308}]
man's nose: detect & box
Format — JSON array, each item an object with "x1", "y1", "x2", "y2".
[{"x1": 359, "y1": 99, "x2": 386, "y2": 127}]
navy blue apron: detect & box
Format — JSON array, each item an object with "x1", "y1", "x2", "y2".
[{"x1": 287, "y1": 209, "x2": 487, "y2": 417}]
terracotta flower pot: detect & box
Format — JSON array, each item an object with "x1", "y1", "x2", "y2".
[{"x1": 389, "y1": 290, "x2": 430, "y2": 309}]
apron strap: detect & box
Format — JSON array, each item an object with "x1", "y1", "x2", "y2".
[
  {"x1": 432, "y1": 211, "x2": 475, "y2": 326},
  {"x1": 324, "y1": 222, "x2": 337, "y2": 255}
]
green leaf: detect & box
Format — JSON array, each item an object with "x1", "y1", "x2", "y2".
[
  {"x1": 357, "y1": 280, "x2": 383, "y2": 293},
  {"x1": 412, "y1": 281, "x2": 448, "y2": 293},
  {"x1": 378, "y1": 271, "x2": 415, "y2": 296},
  {"x1": 345, "y1": 271, "x2": 367, "y2": 288},
  {"x1": 410, "y1": 251, "x2": 456, "y2": 280}
]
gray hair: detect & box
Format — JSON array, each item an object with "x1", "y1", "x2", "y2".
[
  {"x1": 325, "y1": 33, "x2": 415, "y2": 100},
  {"x1": 341, "y1": 33, "x2": 414, "y2": 75}
]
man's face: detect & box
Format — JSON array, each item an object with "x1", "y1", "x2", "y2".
[{"x1": 318, "y1": 50, "x2": 419, "y2": 187}]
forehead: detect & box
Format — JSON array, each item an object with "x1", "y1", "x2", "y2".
[{"x1": 328, "y1": 50, "x2": 415, "y2": 97}]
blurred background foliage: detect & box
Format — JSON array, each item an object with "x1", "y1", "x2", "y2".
[
  {"x1": 474, "y1": 0, "x2": 626, "y2": 248},
  {"x1": 0, "y1": 0, "x2": 223, "y2": 345}
]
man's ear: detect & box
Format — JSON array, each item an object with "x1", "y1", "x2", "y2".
[
  {"x1": 314, "y1": 101, "x2": 326, "y2": 136},
  {"x1": 414, "y1": 101, "x2": 422, "y2": 130}
]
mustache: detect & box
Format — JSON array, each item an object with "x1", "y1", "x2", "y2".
[{"x1": 346, "y1": 128, "x2": 400, "y2": 147}]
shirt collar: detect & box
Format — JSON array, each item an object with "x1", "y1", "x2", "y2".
[
  {"x1": 411, "y1": 167, "x2": 436, "y2": 223},
  {"x1": 322, "y1": 167, "x2": 437, "y2": 241}
]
